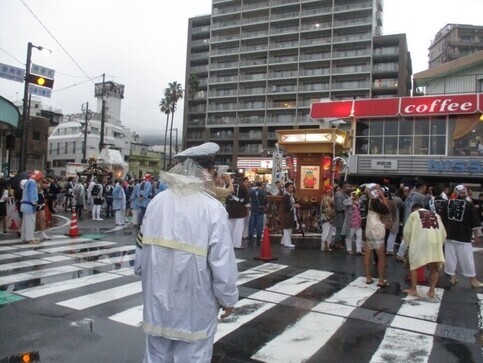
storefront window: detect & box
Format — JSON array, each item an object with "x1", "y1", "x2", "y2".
[
  {"x1": 399, "y1": 118, "x2": 413, "y2": 135},
  {"x1": 369, "y1": 137, "x2": 383, "y2": 154},
  {"x1": 383, "y1": 136, "x2": 398, "y2": 154},
  {"x1": 430, "y1": 135, "x2": 446, "y2": 155},
  {"x1": 384, "y1": 119, "x2": 398, "y2": 135},
  {"x1": 398, "y1": 136, "x2": 412, "y2": 154},
  {"x1": 414, "y1": 135, "x2": 429, "y2": 155}
]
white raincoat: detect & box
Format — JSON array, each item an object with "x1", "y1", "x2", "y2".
[{"x1": 134, "y1": 159, "x2": 238, "y2": 361}]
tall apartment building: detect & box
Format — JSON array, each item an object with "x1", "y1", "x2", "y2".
[
  {"x1": 428, "y1": 24, "x2": 483, "y2": 69},
  {"x1": 183, "y1": 0, "x2": 412, "y2": 168}
]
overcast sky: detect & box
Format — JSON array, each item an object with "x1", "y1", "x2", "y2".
[{"x1": 0, "y1": 0, "x2": 481, "y2": 136}]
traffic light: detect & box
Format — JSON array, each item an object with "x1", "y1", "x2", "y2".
[{"x1": 27, "y1": 73, "x2": 54, "y2": 89}]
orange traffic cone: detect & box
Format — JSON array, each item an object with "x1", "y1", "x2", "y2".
[
  {"x1": 405, "y1": 266, "x2": 428, "y2": 284},
  {"x1": 9, "y1": 218, "x2": 19, "y2": 232},
  {"x1": 254, "y1": 226, "x2": 277, "y2": 262},
  {"x1": 66, "y1": 208, "x2": 81, "y2": 237},
  {"x1": 416, "y1": 266, "x2": 427, "y2": 284}
]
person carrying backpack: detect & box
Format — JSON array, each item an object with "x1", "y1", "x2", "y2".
[
  {"x1": 139, "y1": 174, "x2": 155, "y2": 226},
  {"x1": 90, "y1": 178, "x2": 104, "y2": 221},
  {"x1": 104, "y1": 179, "x2": 114, "y2": 218}
]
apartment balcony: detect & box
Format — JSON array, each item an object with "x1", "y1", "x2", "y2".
[
  {"x1": 299, "y1": 37, "x2": 331, "y2": 46},
  {"x1": 207, "y1": 116, "x2": 237, "y2": 125},
  {"x1": 238, "y1": 87, "x2": 267, "y2": 96},
  {"x1": 189, "y1": 64, "x2": 209, "y2": 73},
  {"x1": 271, "y1": 0, "x2": 300, "y2": 7},
  {"x1": 268, "y1": 85, "x2": 297, "y2": 94},
  {"x1": 331, "y1": 65, "x2": 371, "y2": 75},
  {"x1": 243, "y1": 1, "x2": 269, "y2": 11},
  {"x1": 187, "y1": 118, "x2": 205, "y2": 127},
  {"x1": 239, "y1": 145, "x2": 263, "y2": 154},
  {"x1": 270, "y1": 40, "x2": 299, "y2": 50},
  {"x1": 238, "y1": 102, "x2": 266, "y2": 111},
  {"x1": 299, "y1": 52, "x2": 330, "y2": 62},
  {"x1": 332, "y1": 48, "x2": 371, "y2": 59},
  {"x1": 270, "y1": 25, "x2": 300, "y2": 36},
  {"x1": 240, "y1": 44, "x2": 269, "y2": 53},
  {"x1": 241, "y1": 15, "x2": 270, "y2": 26},
  {"x1": 188, "y1": 105, "x2": 207, "y2": 114},
  {"x1": 269, "y1": 55, "x2": 299, "y2": 64},
  {"x1": 210, "y1": 132, "x2": 234, "y2": 140},
  {"x1": 238, "y1": 116, "x2": 265, "y2": 124},
  {"x1": 270, "y1": 11, "x2": 300, "y2": 21},
  {"x1": 212, "y1": 5, "x2": 241, "y2": 16},
  {"x1": 332, "y1": 33, "x2": 372, "y2": 44},
  {"x1": 331, "y1": 80, "x2": 371, "y2": 90},
  {"x1": 239, "y1": 132, "x2": 263, "y2": 140},
  {"x1": 211, "y1": 47, "x2": 240, "y2": 56},
  {"x1": 334, "y1": 1, "x2": 373, "y2": 12},
  {"x1": 267, "y1": 70, "x2": 298, "y2": 80},
  {"x1": 301, "y1": 6, "x2": 332, "y2": 16},
  {"x1": 239, "y1": 58, "x2": 267, "y2": 67},
  {"x1": 211, "y1": 20, "x2": 241, "y2": 30},
  {"x1": 333, "y1": 17, "x2": 373, "y2": 29},
  {"x1": 190, "y1": 52, "x2": 209, "y2": 60},
  {"x1": 209, "y1": 75, "x2": 238, "y2": 84},
  {"x1": 218, "y1": 146, "x2": 234, "y2": 154},
  {"x1": 210, "y1": 61, "x2": 239, "y2": 70},
  {"x1": 186, "y1": 133, "x2": 205, "y2": 141},
  {"x1": 190, "y1": 39, "x2": 210, "y2": 48},
  {"x1": 241, "y1": 29, "x2": 269, "y2": 39},
  {"x1": 211, "y1": 34, "x2": 240, "y2": 44},
  {"x1": 209, "y1": 89, "x2": 238, "y2": 98}
]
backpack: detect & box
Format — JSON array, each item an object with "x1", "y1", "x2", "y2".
[
  {"x1": 141, "y1": 181, "x2": 155, "y2": 198},
  {"x1": 91, "y1": 184, "x2": 101, "y2": 197}
]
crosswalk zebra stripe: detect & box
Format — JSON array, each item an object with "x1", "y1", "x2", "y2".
[
  {"x1": 325, "y1": 276, "x2": 379, "y2": 306},
  {"x1": 10, "y1": 250, "x2": 44, "y2": 257},
  {"x1": 0, "y1": 245, "x2": 17, "y2": 252},
  {"x1": 70, "y1": 245, "x2": 135, "y2": 259},
  {"x1": 236, "y1": 263, "x2": 287, "y2": 285},
  {"x1": 215, "y1": 299, "x2": 275, "y2": 343},
  {"x1": 13, "y1": 237, "x2": 91, "y2": 249},
  {"x1": 215, "y1": 269, "x2": 332, "y2": 343},
  {"x1": 109, "y1": 305, "x2": 144, "y2": 327},
  {"x1": 0, "y1": 258, "x2": 57, "y2": 272},
  {"x1": 0, "y1": 265, "x2": 85, "y2": 286},
  {"x1": 56, "y1": 281, "x2": 141, "y2": 310},
  {"x1": 0, "y1": 253, "x2": 30, "y2": 261},
  {"x1": 251, "y1": 312, "x2": 346, "y2": 363},
  {"x1": 39, "y1": 241, "x2": 117, "y2": 253},
  {"x1": 16, "y1": 270, "x2": 126, "y2": 298},
  {"x1": 370, "y1": 286, "x2": 444, "y2": 362},
  {"x1": 370, "y1": 327, "x2": 434, "y2": 363}
]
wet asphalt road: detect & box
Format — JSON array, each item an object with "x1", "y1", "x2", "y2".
[{"x1": 0, "y1": 212, "x2": 482, "y2": 363}]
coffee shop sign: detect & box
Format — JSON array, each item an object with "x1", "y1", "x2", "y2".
[{"x1": 428, "y1": 159, "x2": 482, "y2": 173}]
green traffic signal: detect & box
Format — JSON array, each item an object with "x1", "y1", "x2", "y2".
[{"x1": 27, "y1": 73, "x2": 54, "y2": 89}]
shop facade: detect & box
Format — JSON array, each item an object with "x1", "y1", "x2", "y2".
[{"x1": 311, "y1": 93, "x2": 483, "y2": 188}]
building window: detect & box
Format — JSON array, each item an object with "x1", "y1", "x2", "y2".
[
  {"x1": 73, "y1": 141, "x2": 76, "y2": 154},
  {"x1": 355, "y1": 117, "x2": 448, "y2": 156},
  {"x1": 57, "y1": 143, "x2": 60, "y2": 155},
  {"x1": 49, "y1": 143, "x2": 52, "y2": 155},
  {"x1": 32, "y1": 131, "x2": 41, "y2": 141},
  {"x1": 65, "y1": 142, "x2": 68, "y2": 154}
]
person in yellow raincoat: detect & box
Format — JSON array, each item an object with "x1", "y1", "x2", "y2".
[{"x1": 403, "y1": 203, "x2": 446, "y2": 298}]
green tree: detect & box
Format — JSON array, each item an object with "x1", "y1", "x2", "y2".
[
  {"x1": 159, "y1": 96, "x2": 171, "y2": 170},
  {"x1": 164, "y1": 81, "x2": 184, "y2": 167}
]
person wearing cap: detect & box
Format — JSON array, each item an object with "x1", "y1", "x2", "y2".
[
  {"x1": 134, "y1": 142, "x2": 238, "y2": 362},
  {"x1": 20, "y1": 170, "x2": 42, "y2": 244},
  {"x1": 138, "y1": 174, "x2": 155, "y2": 227},
  {"x1": 440, "y1": 184, "x2": 483, "y2": 288}
]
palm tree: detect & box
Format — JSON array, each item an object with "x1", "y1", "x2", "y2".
[
  {"x1": 159, "y1": 96, "x2": 171, "y2": 170},
  {"x1": 164, "y1": 81, "x2": 184, "y2": 167}
]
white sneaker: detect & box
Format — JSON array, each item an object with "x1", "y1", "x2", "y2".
[
  {"x1": 97, "y1": 218, "x2": 103, "y2": 221},
  {"x1": 40, "y1": 233, "x2": 51, "y2": 241},
  {"x1": 283, "y1": 244, "x2": 296, "y2": 249}
]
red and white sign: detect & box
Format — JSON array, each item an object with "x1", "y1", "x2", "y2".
[{"x1": 310, "y1": 93, "x2": 482, "y2": 119}]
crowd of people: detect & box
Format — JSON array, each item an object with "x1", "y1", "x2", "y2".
[
  {"x1": 0, "y1": 170, "x2": 171, "y2": 244},
  {"x1": 318, "y1": 180, "x2": 483, "y2": 295}
]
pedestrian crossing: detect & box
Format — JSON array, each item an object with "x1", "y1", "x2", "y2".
[{"x1": 0, "y1": 235, "x2": 480, "y2": 362}]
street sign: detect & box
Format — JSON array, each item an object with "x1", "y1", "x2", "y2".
[
  {"x1": 31, "y1": 63, "x2": 55, "y2": 78},
  {"x1": 29, "y1": 84, "x2": 52, "y2": 98},
  {"x1": 0, "y1": 63, "x2": 25, "y2": 83}
]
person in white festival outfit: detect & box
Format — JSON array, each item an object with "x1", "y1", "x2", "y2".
[
  {"x1": 20, "y1": 170, "x2": 41, "y2": 244},
  {"x1": 134, "y1": 142, "x2": 238, "y2": 363},
  {"x1": 112, "y1": 179, "x2": 126, "y2": 226}
]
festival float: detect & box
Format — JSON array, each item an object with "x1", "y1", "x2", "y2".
[
  {"x1": 267, "y1": 128, "x2": 351, "y2": 234},
  {"x1": 78, "y1": 147, "x2": 128, "y2": 180}
]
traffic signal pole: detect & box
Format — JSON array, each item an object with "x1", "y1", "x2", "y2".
[{"x1": 19, "y1": 42, "x2": 33, "y2": 172}]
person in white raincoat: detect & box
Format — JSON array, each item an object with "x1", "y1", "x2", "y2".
[{"x1": 134, "y1": 142, "x2": 239, "y2": 363}]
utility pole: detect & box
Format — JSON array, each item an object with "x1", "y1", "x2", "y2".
[
  {"x1": 82, "y1": 102, "x2": 89, "y2": 163},
  {"x1": 99, "y1": 73, "x2": 105, "y2": 152},
  {"x1": 19, "y1": 43, "x2": 33, "y2": 172}
]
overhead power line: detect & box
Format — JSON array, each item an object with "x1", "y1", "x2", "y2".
[{"x1": 20, "y1": 0, "x2": 97, "y2": 84}]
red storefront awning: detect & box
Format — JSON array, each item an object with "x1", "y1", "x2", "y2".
[{"x1": 310, "y1": 93, "x2": 483, "y2": 119}]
